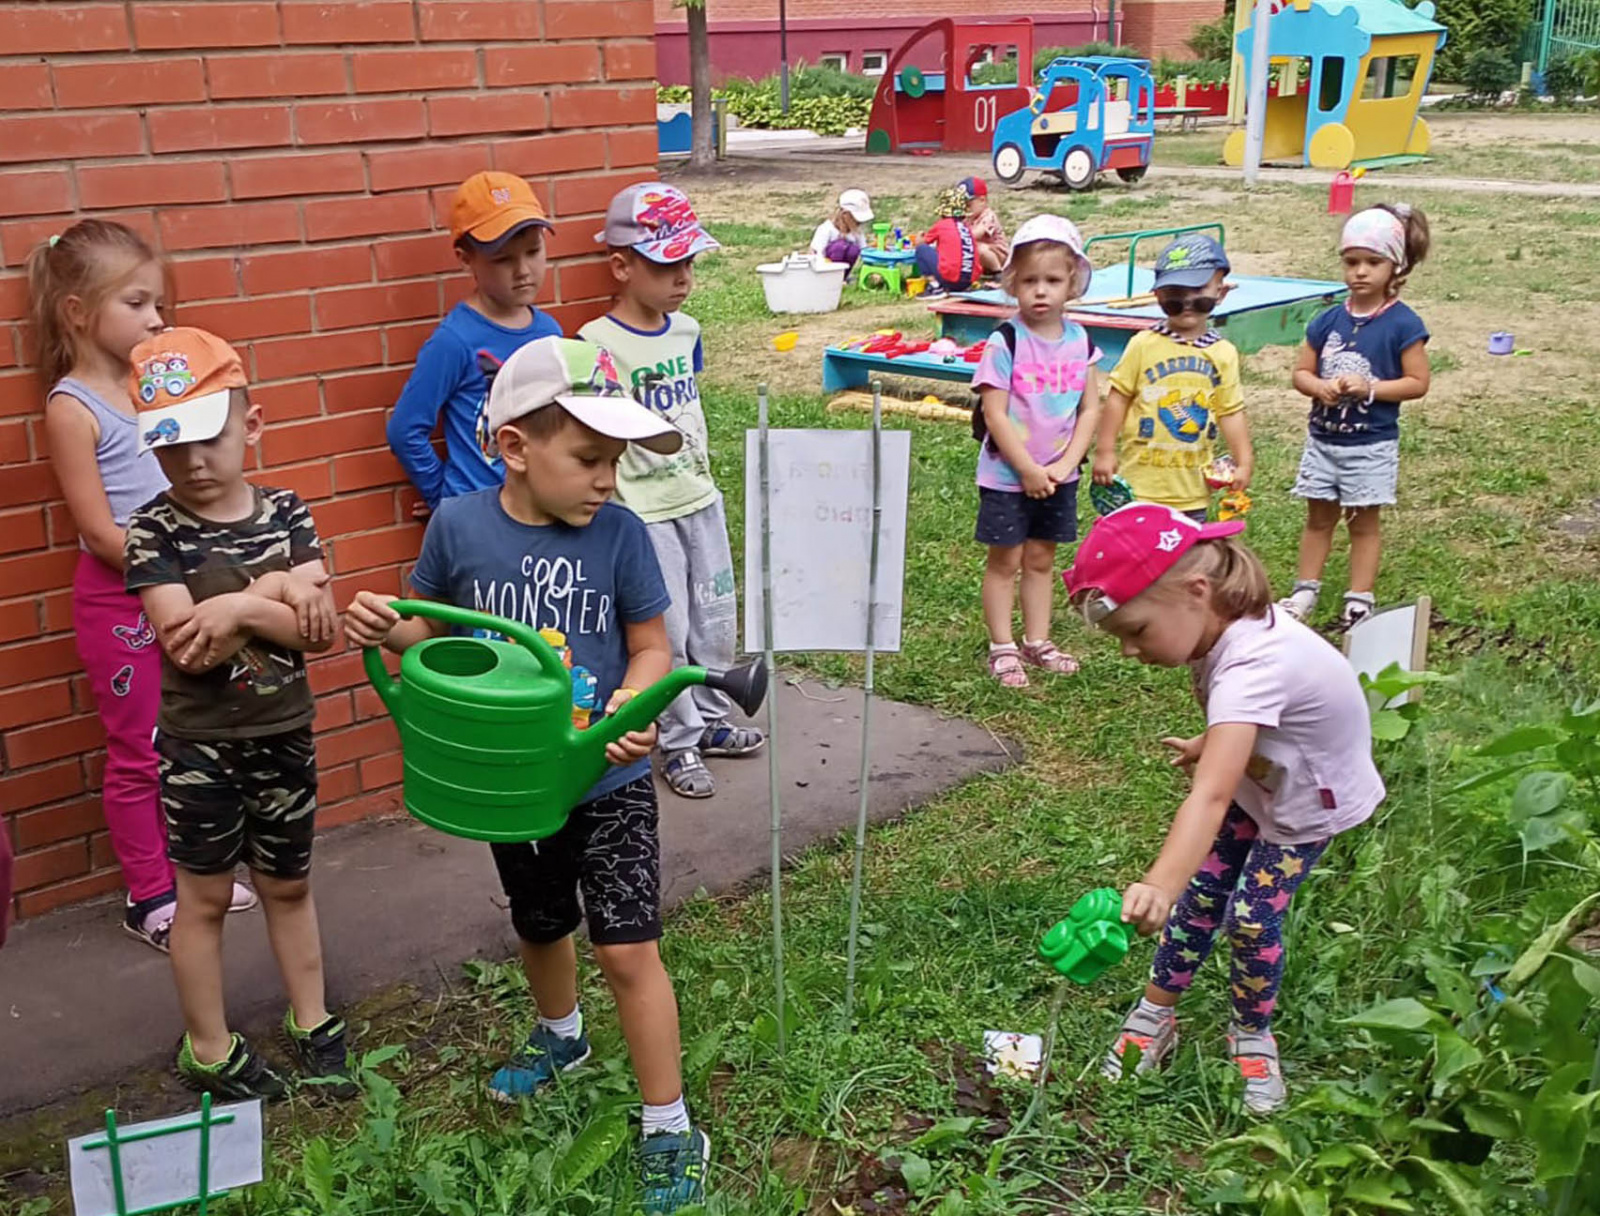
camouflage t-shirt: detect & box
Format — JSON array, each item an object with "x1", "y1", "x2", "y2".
[{"x1": 125, "y1": 486, "x2": 321, "y2": 740}]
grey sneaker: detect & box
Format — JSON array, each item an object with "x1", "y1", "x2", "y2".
[
  {"x1": 1278, "y1": 581, "x2": 1320, "y2": 622},
  {"x1": 1228, "y1": 1024, "x2": 1288, "y2": 1114},
  {"x1": 1102, "y1": 1002, "x2": 1178, "y2": 1080},
  {"x1": 1340, "y1": 591, "x2": 1376, "y2": 629}
]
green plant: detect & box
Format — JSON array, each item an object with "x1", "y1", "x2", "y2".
[
  {"x1": 1433, "y1": 0, "x2": 1535, "y2": 80},
  {"x1": 1544, "y1": 52, "x2": 1587, "y2": 103},
  {"x1": 1360, "y1": 663, "x2": 1453, "y2": 743},
  {"x1": 1152, "y1": 56, "x2": 1231, "y2": 86},
  {"x1": 1187, "y1": 11, "x2": 1237, "y2": 63},
  {"x1": 1461, "y1": 46, "x2": 1520, "y2": 103}
]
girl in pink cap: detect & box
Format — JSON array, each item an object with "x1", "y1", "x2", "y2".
[{"x1": 1063, "y1": 503, "x2": 1383, "y2": 1112}]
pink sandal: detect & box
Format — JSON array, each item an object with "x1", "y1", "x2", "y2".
[
  {"x1": 987, "y1": 644, "x2": 1029, "y2": 688},
  {"x1": 1021, "y1": 639, "x2": 1080, "y2": 676}
]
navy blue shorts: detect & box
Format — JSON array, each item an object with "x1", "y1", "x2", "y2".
[{"x1": 975, "y1": 479, "x2": 1080, "y2": 547}]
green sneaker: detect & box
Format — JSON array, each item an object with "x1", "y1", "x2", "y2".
[
  {"x1": 639, "y1": 1125, "x2": 711, "y2": 1214},
  {"x1": 175, "y1": 1033, "x2": 289, "y2": 1102},
  {"x1": 282, "y1": 1012, "x2": 358, "y2": 1100}
]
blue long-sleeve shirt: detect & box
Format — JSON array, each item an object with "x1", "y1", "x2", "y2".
[{"x1": 386, "y1": 302, "x2": 562, "y2": 507}]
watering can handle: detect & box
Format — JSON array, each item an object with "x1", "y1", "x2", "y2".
[{"x1": 360, "y1": 600, "x2": 571, "y2": 709}]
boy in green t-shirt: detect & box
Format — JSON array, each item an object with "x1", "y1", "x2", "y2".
[
  {"x1": 579, "y1": 183, "x2": 763, "y2": 799},
  {"x1": 1093, "y1": 234, "x2": 1253, "y2": 521}
]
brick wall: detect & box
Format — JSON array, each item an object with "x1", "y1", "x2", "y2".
[
  {"x1": 1122, "y1": 0, "x2": 1224, "y2": 57},
  {"x1": 654, "y1": 0, "x2": 1096, "y2": 17},
  {"x1": 0, "y1": 0, "x2": 658, "y2": 922}
]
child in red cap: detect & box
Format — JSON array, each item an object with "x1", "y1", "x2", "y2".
[
  {"x1": 1064, "y1": 504, "x2": 1384, "y2": 1113},
  {"x1": 957, "y1": 177, "x2": 1009, "y2": 275}
]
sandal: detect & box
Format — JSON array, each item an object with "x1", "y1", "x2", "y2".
[
  {"x1": 663, "y1": 748, "x2": 715, "y2": 799},
  {"x1": 987, "y1": 644, "x2": 1029, "y2": 688},
  {"x1": 699, "y1": 724, "x2": 766, "y2": 757},
  {"x1": 1020, "y1": 639, "x2": 1080, "y2": 676}
]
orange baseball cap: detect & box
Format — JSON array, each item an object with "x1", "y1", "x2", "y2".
[
  {"x1": 129, "y1": 327, "x2": 248, "y2": 450},
  {"x1": 450, "y1": 171, "x2": 553, "y2": 248}
]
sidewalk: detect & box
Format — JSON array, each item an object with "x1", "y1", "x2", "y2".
[{"x1": 0, "y1": 675, "x2": 1015, "y2": 1120}]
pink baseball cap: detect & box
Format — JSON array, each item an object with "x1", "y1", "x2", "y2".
[{"x1": 1063, "y1": 502, "x2": 1245, "y2": 620}]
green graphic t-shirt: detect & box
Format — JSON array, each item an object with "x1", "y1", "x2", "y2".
[{"x1": 125, "y1": 486, "x2": 321, "y2": 740}]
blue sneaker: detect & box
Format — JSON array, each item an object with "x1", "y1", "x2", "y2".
[
  {"x1": 486, "y1": 1019, "x2": 591, "y2": 1102},
  {"x1": 640, "y1": 1126, "x2": 711, "y2": 1214}
]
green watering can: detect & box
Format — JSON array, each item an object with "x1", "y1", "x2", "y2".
[
  {"x1": 363, "y1": 600, "x2": 769, "y2": 843},
  {"x1": 1038, "y1": 888, "x2": 1134, "y2": 985}
]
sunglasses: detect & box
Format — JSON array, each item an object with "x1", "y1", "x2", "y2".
[{"x1": 1158, "y1": 294, "x2": 1220, "y2": 317}]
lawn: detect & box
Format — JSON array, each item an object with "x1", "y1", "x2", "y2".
[{"x1": 4, "y1": 143, "x2": 1599, "y2": 1215}]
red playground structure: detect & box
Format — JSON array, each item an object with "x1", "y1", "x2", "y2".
[{"x1": 864, "y1": 18, "x2": 1035, "y2": 155}]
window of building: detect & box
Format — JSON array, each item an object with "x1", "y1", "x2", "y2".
[
  {"x1": 861, "y1": 50, "x2": 889, "y2": 76},
  {"x1": 819, "y1": 52, "x2": 849, "y2": 72}
]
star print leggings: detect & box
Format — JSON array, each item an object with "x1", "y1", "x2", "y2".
[{"x1": 1149, "y1": 803, "x2": 1330, "y2": 1031}]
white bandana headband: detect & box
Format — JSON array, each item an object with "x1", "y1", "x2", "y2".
[{"x1": 1340, "y1": 207, "x2": 1408, "y2": 269}]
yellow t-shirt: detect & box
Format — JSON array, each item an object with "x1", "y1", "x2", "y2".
[{"x1": 1106, "y1": 328, "x2": 1245, "y2": 512}]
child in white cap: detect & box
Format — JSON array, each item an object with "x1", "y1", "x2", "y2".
[{"x1": 809, "y1": 187, "x2": 875, "y2": 269}]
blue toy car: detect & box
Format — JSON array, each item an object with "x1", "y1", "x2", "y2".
[{"x1": 991, "y1": 56, "x2": 1156, "y2": 191}]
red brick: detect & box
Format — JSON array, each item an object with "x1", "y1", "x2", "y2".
[
  {"x1": 0, "y1": 599, "x2": 41, "y2": 645},
  {"x1": 132, "y1": 3, "x2": 279, "y2": 49},
  {"x1": 55, "y1": 57, "x2": 206, "y2": 108},
  {"x1": 12, "y1": 839, "x2": 89, "y2": 891},
  {"x1": 493, "y1": 130, "x2": 608, "y2": 178},
  {"x1": 170, "y1": 255, "x2": 239, "y2": 302},
  {"x1": 352, "y1": 48, "x2": 478, "y2": 93},
  {"x1": 0, "y1": 113, "x2": 144, "y2": 165},
  {"x1": 374, "y1": 233, "x2": 460, "y2": 281},
  {"x1": 251, "y1": 377, "x2": 322, "y2": 422},
  {"x1": 315, "y1": 281, "x2": 440, "y2": 330},
  {"x1": 0, "y1": 368, "x2": 47, "y2": 416},
  {"x1": 304, "y1": 192, "x2": 431, "y2": 242},
  {"x1": 359, "y1": 749, "x2": 404, "y2": 790},
  {"x1": 206, "y1": 52, "x2": 348, "y2": 100},
  {"x1": 158, "y1": 201, "x2": 300, "y2": 251},
  {"x1": 0, "y1": 634, "x2": 80, "y2": 687},
  {"x1": 317, "y1": 717, "x2": 399, "y2": 767},
  {"x1": 280, "y1": 1, "x2": 416, "y2": 44},
  {"x1": 604, "y1": 41, "x2": 657, "y2": 81},
  {"x1": 84, "y1": 751, "x2": 105, "y2": 791},
  {"x1": 259, "y1": 408, "x2": 385, "y2": 464},
  {"x1": 486, "y1": 44, "x2": 597, "y2": 86},
  {"x1": 546, "y1": 0, "x2": 652, "y2": 38},
  {"x1": 608, "y1": 126, "x2": 660, "y2": 169},
  {"x1": 331, "y1": 523, "x2": 421, "y2": 573},
  {"x1": 547, "y1": 298, "x2": 607, "y2": 335},
  {"x1": 552, "y1": 168, "x2": 654, "y2": 218},
  {"x1": 0, "y1": 419, "x2": 28, "y2": 464},
  {"x1": 384, "y1": 320, "x2": 436, "y2": 363},
  {"x1": 77, "y1": 161, "x2": 226, "y2": 209},
  {"x1": 428, "y1": 91, "x2": 549, "y2": 138},
  {"x1": 12, "y1": 796, "x2": 104, "y2": 851},
  {"x1": 418, "y1": 1, "x2": 542, "y2": 41},
  {"x1": 186, "y1": 294, "x2": 313, "y2": 342},
  {"x1": 254, "y1": 331, "x2": 382, "y2": 381},
  {"x1": 0, "y1": 547, "x2": 77, "y2": 598},
  {"x1": 322, "y1": 366, "x2": 410, "y2": 414},
  {"x1": 4, "y1": 5, "x2": 130, "y2": 54},
  {"x1": 315, "y1": 785, "x2": 402, "y2": 829},
  {"x1": 556, "y1": 258, "x2": 620, "y2": 303},
  {"x1": 16, "y1": 868, "x2": 124, "y2": 918},
  {"x1": 311, "y1": 489, "x2": 397, "y2": 538},
  {"x1": 149, "y1": 105, "x2": 292, "y2": 154},
  {"x1": 0, "y1": 170, "x2": 73, "y2": 221},
  {"x1": 89, "y1": 831, "x2": 121, "y2": 871},
  {"x1": 367, "y1": 142, "x2": 491, "y2": 193},
  {"x1": 241, "y1": 245, "x2": 370, "y2": 295},
  {"x1": 0, "y1": 276, "x2": 29, "y2": 321},
  {"x1": 6, "y1": 714, "x2": 106, "y2": 768},
  {"x1": 313, "y1": 690, "x2": 354, "y2": 732},
  {"x1": 44, "y1": 503, "x2": 74, "y2": 548},
  {"x1": 0, "y1": 680, "x2": 71, "y2": 731},
  {"x1": 231, "y1": 150, "x2": 367, "y2": 202},
  {"x1": 252, "y1": 459, "x2": 332, "y2": 502},
  {"x1": 307, "y1": 649, "x2": 375, "y2": 695},
  {"x1": 295, "y1": 99, "x2": 426, "y2": 146},
  {"x1": 317, "y1": 760, "x2": 361, "y2": 805},
  {"x1": 39, "y1": 591, "x2": 72, "y2": 634},
  {"x1": 0, "y1": 63, "x2": 54, "y2": 112},
  {"x1": 0, "y1": 759, "x2": 84, "y2": 814},
  {"x1": 332, "y1": 448, "x2": 406, "y2": 493},
  {"x1": 330, "y1": 563, "x2": 404, "y2": 609},
  {"x1": 547, "y1": 219, "x2": 609, "y2": 261},
  {"x1": 550, "y1": 86, "x2": 653, "y2": 131},
  {"x1": 0, "y1": 507, "x2": 47, "y2": 556}
]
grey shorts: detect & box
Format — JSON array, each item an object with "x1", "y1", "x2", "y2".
[{"x1": 1292, "y1": 436, "x2": 1399, "y2": 508}]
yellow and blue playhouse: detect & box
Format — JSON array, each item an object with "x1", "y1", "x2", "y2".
[{"x1": 1222, "y1": 0, "x2": 1447, "y2": 171}]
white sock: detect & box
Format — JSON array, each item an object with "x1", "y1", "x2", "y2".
[
  {"x1": 538, "y1": 1006, "x2": 583, "y2": 1041},
  {"x1": 989, "y1": 640, "x2": 1016, "y2": 652},
  {"x1": 1023, "y1": 637, "x2": 1046, "y2": 648},
  {"x1": 1136, "y1": 997, "x2": 1175, "y2": 1022},
  {"x1": 641, "y1": 1094, "x2": 691, "y2": 1138}
]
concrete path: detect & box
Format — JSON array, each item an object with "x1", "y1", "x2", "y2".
[{"x1": 0, "y1": 676, "x2": 1015, "y2": 1120}]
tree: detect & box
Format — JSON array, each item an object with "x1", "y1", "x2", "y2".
[{"x1": 679, "y1": 0, "x2": 714, "y2": 168}]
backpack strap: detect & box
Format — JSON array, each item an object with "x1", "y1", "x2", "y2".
[{"x1": 970, "y1": 321, "x2": 1019, "y2": 449}]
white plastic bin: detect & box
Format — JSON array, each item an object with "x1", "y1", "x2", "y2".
[{"x1": 757, "y1": 253, "x2": 848, "y2": 314}]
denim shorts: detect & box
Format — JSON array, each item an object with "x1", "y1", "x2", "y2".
[
  {"x1": 1292, "y1": 436, "x2": 1399, "y2": 508},
  {"x1": 975, "y1": 479, "x2": 1080, "y2": 546}
]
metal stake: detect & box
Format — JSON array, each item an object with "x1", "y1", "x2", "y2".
[{"x1": 758, "y1": 384, "x2": 786, "y2": 1053}]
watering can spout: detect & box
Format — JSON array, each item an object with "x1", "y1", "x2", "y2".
[{"x1": 590, "y1": 659, "x2": 769, "y2": 752}]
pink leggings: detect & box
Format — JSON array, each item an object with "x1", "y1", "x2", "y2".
[{"x1": 72, "y1": 552, "x2": 173, "y2": 904}]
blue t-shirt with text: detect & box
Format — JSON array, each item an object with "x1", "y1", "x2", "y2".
[
  {"x1": 409, "y1": 488, "x2": 671, "y2": 800},
  {"x1": 1304, "y1": 300, "x2": 1428, "y2": 446},
  {"x1": 387, "y1": 302, "x2": 562, "y2": 507}
]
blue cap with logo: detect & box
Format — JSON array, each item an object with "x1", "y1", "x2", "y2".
[{"x1": 1153, "y1": 233, "x2": 1230, "y2": 290}]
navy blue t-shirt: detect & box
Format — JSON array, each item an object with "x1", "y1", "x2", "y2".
[
  {"x1": 387, "y1": 302, "x2": 562, "y2": 507},
  {"x1": 409, "y1": 488, "x2": 671, "y2": 800},
  {"x1": 1304, "y1": 300, "x2": 1429, "y2": 446}
]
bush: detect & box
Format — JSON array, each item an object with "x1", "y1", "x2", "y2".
[
  {"x1": 655, "y1": 63, "x2": 874, "y2": 136},
  {"x1": 1432, "y1": 0, "x2": 1535, "y2": 80},
  {"x1": 1461, "y1": 45, "x2": 1519, "y2": 102},
  {"x1": 1186, "y1": 11, "x2": 1236, "y2": 61},
  {"x1": 1152, "y1": 56, "x2": 1230, "y2": 86},
  {"x1": 1542, "y1": 51, "x2": 1586, "y2": 102}
]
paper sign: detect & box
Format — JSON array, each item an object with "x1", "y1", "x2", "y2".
[
  {"x1": 1344, "y1": 598, "x2": 1429, "y2": 708},
  {"x1": 68, "y1": 1101, "x2": 263, "y2": 1216},
  {"x1": 982, "y1": 1030, "x2": 1044, "y2": 1080},
  {"x1": 744, "y1": 428, "x2": 910, "y2": 653}
]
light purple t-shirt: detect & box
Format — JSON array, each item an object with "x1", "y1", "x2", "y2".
[
  {"x1": 972, "y1": 319, "x2": 1098, "y2": 492},
  {"x1": 1193, "y1": 610, "x2": 1385, "y2": 845}
]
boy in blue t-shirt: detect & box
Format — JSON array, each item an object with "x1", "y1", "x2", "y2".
[
  {"x1": 346, "y1": 336, "x2": 711, "y2": 1214},
  {"x1": 386, "y1": 171, "x2": 562, "y2": 510}
]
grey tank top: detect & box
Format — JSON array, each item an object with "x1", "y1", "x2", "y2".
[{"x1": 54, "y1": 377, "x2": 170, "y2": 537}]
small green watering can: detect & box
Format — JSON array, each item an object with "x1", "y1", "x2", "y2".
[
  {"x1": 363, "y1": 600, "x2": 769, "y2": 843},
  {"x1": 1039, "y1": 888, "x2": 1134, "y2": 985}
]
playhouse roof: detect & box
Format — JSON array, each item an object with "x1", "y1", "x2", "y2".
[{"x1": 1310, "y1": 0, "x2": 1445, "y2": 37}]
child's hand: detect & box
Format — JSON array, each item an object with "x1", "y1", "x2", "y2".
[
  {"x1": 1338, "y1": 374, "x2": 1372, "y2": 400},
  {"x1": 1312, "y1": 378, "x2": 1343, "y2": 406},
  {"x1": 1162, "y1": 734, "x2": 1205, "y2": 773},
  {"x1": 283, "y1": 571, "x2": 336, "y2": 644},
  {"x1": 169, "y1": 594, "x2": 247, "y2": 671},
  {"x1": 1122, "y1": 881, "x2": 1176, "y2": 936},
  {"x1": 344, "y1": 591, "x2": 400, "y2": 649},
  {"x1": 1229, "y1": 462, "x2": 1253, "y2": 493},
  {"x1": 603, "y1": 688, "x2": 657, "y2": 765},
  {"x1": 1092, "y1": 451, "x2": 1118, "y2": 485},
  {"x1": 1044, "y1": 458, "x2": 1079, "y2": 486},
  {"x1": 1020, "y1": 462, "x2": 1054, "y2": 499}
]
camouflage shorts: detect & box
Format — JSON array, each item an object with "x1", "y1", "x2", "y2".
[{"x1": 156, "y1": 727, "x2": 318, "y2": 879}]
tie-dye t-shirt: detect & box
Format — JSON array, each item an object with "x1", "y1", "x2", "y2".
[{"x1": 972, "y1": 319, "x2": 1098, "y2": 492}]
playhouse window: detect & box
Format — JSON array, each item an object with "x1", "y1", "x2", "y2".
[
  {"x1": 1317, "y1": 57, "x2": 1346, "y2": 112},
  {"x1": 967, "y1": 44, "x2": 1020, "y2": 86},
  {"x1": 861, "y1": 50, "x2": 888, "y2": 76},
  {"x1": 820, "y1": 52, "x2": 848, "y2": 71},
  {"x1": 1360, "y1": 55, "x2": 1421, "y2": 99}
]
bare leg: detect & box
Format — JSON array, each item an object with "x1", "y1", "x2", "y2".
[
  {"x1": 982, "y1": 544, "x2": 1023, "y2": 645},
  {"x1": 1018, "y1": 539, "x2": 1059, "y2": 643},
  {"x1": 253, "y1": 870, "x2": 329, "y2": 1032},
  {"x1": 519, "y1": 935, "x2": 580, "y2": 1020},
  {"x1": 169, "y1": 869, "x2": 234, "y2": 1063},
  {"x1": 1295, "y1": 498, "x2": 1343, "y2": 583},
  {"x1": 595, "y1": 940, "x2": 682, "y2": 1106},
  {"x1": 1345, "y1": 507, "x2": 1382, "y2": 594}
]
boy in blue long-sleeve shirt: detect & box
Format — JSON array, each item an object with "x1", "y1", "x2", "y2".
[{"x1": 387, "y1": 171, "x2": 562, "y2": 509}]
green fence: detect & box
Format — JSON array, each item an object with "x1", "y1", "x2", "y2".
[{"x1": 1537, "y1": 0, "x2": 1600, "y2": 70}]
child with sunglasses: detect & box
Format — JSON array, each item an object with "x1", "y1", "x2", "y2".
[{"x1": 1094, "y1": 234, "x2": 1252, "y2": 523}]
